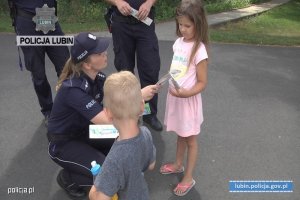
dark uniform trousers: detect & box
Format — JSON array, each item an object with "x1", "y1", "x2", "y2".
[
  {"x1": 111, "y1": 16, "x2": 160, "y2": 115},
  {"x1": 48, "y1": 134, "x2": 115, "y2": 187},
  {"x1": 15, "y1": 15, "x2": 69, "y2": 116}
]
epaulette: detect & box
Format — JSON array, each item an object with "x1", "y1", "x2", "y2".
[
  {"x1": 62, "y1": 76, "x2": 90, "y2": 93},
  {"x1": 97, "y1": 72, "x2": 106, "y2": 80}
]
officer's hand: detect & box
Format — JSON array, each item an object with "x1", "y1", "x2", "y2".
[
  {"x1": 138, "y1": 1, "x2": 152, "y2": 20},
  {"x1": 141, "y1": 85, "x2": 159, "y2": 101},
  {"x1": 116, "y1": 0, "x2": 131, "y2": 16},
  {"x1": 91, "y1": 110, "x2": 112, "y2": 125}
]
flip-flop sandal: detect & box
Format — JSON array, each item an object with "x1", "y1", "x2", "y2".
[
  {"x1": 173, "y1": 179, "x2": 196, "y2": 196},
  {"x1": 160, "y1": 163, "x2": 184, "y2": 175}
]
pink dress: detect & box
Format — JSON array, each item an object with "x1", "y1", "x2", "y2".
[{"x1": 164, "y1": 38, "x2": 208, "y2": 137}]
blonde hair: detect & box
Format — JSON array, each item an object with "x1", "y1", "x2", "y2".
[
  {"x1": 176, "y1": 0, "x2": 209, "y2": 66},
  {"x1": 56, "y1": 57, "x2": 88, "y2": 91},
  {"x1": 103, "y1": 71, "x2": 142, "y2": 120}
]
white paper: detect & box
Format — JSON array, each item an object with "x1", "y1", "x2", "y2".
[
  {"x1": 156, "y1": 72, "x2": 180, "y2": 89},
  {"x1": 170, "y1": 73, "x2": 180, "y2": 89},
  {"x1": 156, "y1": 72, "x2": 171, "y2": 86},
  {"x1": 89, "y1": 124, "x2": 119, "y2": 139},
  {"x1": 131, "y1": 8, "x2": 153, "y2": 26}
]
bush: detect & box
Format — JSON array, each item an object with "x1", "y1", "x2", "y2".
[
  {"x1": 57, "y1": 0, "x2": 181, "y2": 23},
  {"x1": 155, "y1": 0, "x2": 181, "y2": 21},
  {"x1": 56, "y1": 0, "x2": 270, "y2": 23},
  {"x1": 57, "y1": 0, "x2": 108, "y2": 23},
  {"x1": 0, "y1": 0, "x2": 9, "y2": 14},
  {"x1": 0, "y1": 0, "x2": 272, "y2": 31}
]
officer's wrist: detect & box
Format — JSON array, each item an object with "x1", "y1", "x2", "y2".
[
  {"x1": 113, "y1": 0, "x2": 123, "y2": 6},
  {"x1": 146, "y1": 0, "x2": 156, "y2": 7},
  {"x1": 106, "y1": 0, "x2": 122, "y2": 6}
]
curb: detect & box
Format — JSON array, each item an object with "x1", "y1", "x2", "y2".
[{"x1": 208, "y1": 0, "x2": 291, "y2": 27}]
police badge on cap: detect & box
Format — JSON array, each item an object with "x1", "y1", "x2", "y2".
[{"x1": 71, "y1": 32, "x2": 110, "y2": 64}]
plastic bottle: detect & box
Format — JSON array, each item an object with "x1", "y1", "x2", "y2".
[
  {"x1": 90, "y1": 161, "x2": 101, "y2": 177},
  {"x1": 90, "y1": 161, "x2": 118, "y2": 200}
]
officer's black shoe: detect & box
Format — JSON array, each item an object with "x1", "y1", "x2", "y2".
[
  {"x1": 56, "y1": 169, "x2": 86, "y2": 199},
  {"x1": 143, "y1": 115, "x2": 163, "y2": 131}
]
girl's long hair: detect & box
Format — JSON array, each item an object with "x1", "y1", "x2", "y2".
[
  {"x1": 175, "y1": 0, "x2": 209, "y2": 66},
  {"x1": 56, "y1": 58, "x2": 84, "y2": 91}
]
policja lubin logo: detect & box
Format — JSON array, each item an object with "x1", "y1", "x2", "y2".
[{"x1": 16, "y1": 4, "x2": 74, "y2": 47}]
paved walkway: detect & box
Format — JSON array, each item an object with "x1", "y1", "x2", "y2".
[
  {"x1": 1, "y1": 1, "x2": 297, "y2": 200},
  {"x1": 96, "y1": 0, "x2": 290, "y2": 41},
  {"x1": 1, "y1": 35, "x2": 299, "y2": 200}
]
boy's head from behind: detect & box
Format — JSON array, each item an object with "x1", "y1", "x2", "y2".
[{"x1": 104, "y1": 71, "x2": 143, "y2": 120}]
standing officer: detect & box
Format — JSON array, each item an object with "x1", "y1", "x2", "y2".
[
  {"x1": 105, "y1": 0, "x2": 163, "y2": 131},
  {"x1": 8, "y1": 0, "x2": 70, "y2": 126}
]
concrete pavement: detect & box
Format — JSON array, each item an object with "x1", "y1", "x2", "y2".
[
  {"x1": 0, "y1": 0, "x2": 299, "y2": 199},
  {"x1": 1, "y1": 38, "x2": 299, "y2": 200}
]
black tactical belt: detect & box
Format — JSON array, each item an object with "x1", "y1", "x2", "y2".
[
  {"x1": 16, "y1": 8, "x2": 58, "y2": 19},
  {"x1": 112, "y1": 14, "x2": 141, "y2": 24}
]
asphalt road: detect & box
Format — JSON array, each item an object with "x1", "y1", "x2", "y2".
[{"x1": 0, "y1": 33, "x2": 299, "y2": 200}]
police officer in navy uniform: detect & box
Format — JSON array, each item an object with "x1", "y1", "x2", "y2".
[
  {"x1": 105, "y1": 0, "x2": 163, "y2": 131},
  {"x1": 8, "y1": 0, "x2": 69, "y2": 126},
  {"x1": 47, "y1": 32, "x2": 159, "y2": 199}
]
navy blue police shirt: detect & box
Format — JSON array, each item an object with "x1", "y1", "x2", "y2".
[
  {"x1": 48, "y1": 72, "x2": 106, "y2": 136},
  {"x1": 114, "y1": 0, "x2": 154, "y2": 17},
  {"x1": 14, "y1": 0, "x2": 56, "y2": 14},
  {"x1": 125, "y1": 0, "x2": 147, "y2": 11}
]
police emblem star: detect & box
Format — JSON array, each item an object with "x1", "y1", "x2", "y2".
[{"x1": 32, "y1": 4, "x2": 58, "y2": 34}]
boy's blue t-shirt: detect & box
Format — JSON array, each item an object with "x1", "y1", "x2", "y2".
[{"x1": 94, "y1": 126, "x2": 156, "y2": 200}]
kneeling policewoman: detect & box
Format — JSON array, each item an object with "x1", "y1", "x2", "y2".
[{"x1": 47, "y1": 32, "x2": 159, "y2": 199}]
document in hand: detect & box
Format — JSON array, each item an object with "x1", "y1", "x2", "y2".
[
  {"x1": 170, "y1": 73, "x2": 180, "y2": 89},
  {"x1": 156, "y1": 72, "x2": 172, "y2": 86},
  {"x1": 156, "y1": 71, "x2": 180, "y2": 89},
  {"x1": 131, "y1": 8, "x2": 153, "y2": 26},
  {"x1": 89, "y1": 125, "x2": 119, "y2": 139}
]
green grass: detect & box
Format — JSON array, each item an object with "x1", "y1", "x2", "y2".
[
  {"x1": 57, "y1": 0, "x2": 108, "y2": 33},
  {"x1": 0, "y1": 0, "x2": 267, "y2": 34},
  {"x1": 205, "y1": 0, "x2": 270, "y2": 13},
  {"x1": 209, "y1": 0, "x2": 300, "y2": 46},
  {"x1": 1, "y1": 0, "x2": 299, "y2": 46},
  {"x1": 0, "y1": 14, "x2": 14, "y2": 33},
  {"x1": 60, "y1": 22, "x2": 107, "y2": 34},
  {"x1": 0, "y1": 13, "x2": 107, "y2": 33}
]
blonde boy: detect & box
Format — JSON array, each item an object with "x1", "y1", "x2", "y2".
[{"x1": 89, "y1": 71, "x2": 156, "y2": 200}]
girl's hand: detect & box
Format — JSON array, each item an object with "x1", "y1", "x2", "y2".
[
  {"x1": 170, "y1": 59, "x2": 208, "y2": 98},
  {"x1": 142, "y1": 85, "x2": 159, "y2": 101},
  {"x1": 169, "y1": 87, "x2": 189, "y2": 98}
]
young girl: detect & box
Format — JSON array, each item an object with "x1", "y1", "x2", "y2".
[{"x1": 160, "y1": 0, "x2": 209, "y2": 196}]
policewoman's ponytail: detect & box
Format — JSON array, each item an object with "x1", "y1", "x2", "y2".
[{"x1": 56, "y1": 58, "x2": 83, "y2": 91}]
